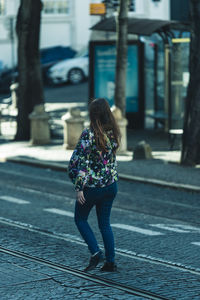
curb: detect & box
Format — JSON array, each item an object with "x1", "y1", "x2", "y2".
[
  {"x1": 118, "y1": 173, "x2": 200, "y2": 193},
  {"x1": 5, "y1": 156, "x2": 200, "y2": 193},
  {"x1": 5, "y1": 156, "x2": 67, "y2": 172}
]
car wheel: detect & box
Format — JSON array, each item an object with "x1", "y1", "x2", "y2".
[{"x1": 68, "y1": 68, "x2": 84, "y2": 84}]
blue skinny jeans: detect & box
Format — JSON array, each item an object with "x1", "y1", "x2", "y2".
[{"x1": 74, "y1": 181, "x2": 117, "y2": 263}]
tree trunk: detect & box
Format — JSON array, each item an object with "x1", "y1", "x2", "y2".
[
  {"x1": 181, "y1": 0, "x2": 200, "y2": 166},
  {"x1": 114, "y1": 0, "x2": 129, "y2": 117},
  {"x1": 15, "y1": 0, "x2": 44, "y2": 141}
]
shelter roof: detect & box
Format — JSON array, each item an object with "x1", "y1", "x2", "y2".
[{"x1": 90, "y1": 17, "x2": 190, "y2": 36}]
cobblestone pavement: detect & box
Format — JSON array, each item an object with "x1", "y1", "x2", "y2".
[{"x1": 0, "y1": 163, "x2": 200, "y2": 299}]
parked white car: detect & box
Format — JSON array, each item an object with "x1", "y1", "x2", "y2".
[{"x1": 47, "y1": 48, "x2": 88, "y2": 85}]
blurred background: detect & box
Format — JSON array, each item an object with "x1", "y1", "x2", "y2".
[{"x1": 0, "y1": 0, "x2": 190, "y2": 137}]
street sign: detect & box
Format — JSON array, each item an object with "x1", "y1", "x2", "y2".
[
  {"x1": 90, "y1": 3, "x2": 106, "y2": 15},
  {"x1": 172, "y1": 38, "x2": 190, "y2": 43}
]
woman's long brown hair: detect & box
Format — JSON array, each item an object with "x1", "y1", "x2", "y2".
[{"x1": 89, "y1": 98, "x2": 121, "y2": 152}]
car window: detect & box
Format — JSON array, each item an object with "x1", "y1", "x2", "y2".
[
  {"x1": 40, "y1": 46, "x2": 76, "y2": 64},
  {"x1": 75, "y1": 47, "x2": 88, "y2": 58}
]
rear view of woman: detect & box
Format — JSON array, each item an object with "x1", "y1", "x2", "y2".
[{"x1": 68, "y1": 98, "x2": 121, "y2": 272}]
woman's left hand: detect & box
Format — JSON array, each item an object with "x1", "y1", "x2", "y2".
[{"x1": 76, "y1": 191, "x2": 86, "y2": 205}]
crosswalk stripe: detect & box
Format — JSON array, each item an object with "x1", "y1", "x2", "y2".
[
  {"x1": 44, "y1": 208, "x2": 74, "y2": 217},
  {"x1": 0, "y1": 196, "x2": 30, "y2": 204},
  {"x1": 191, "y1": 242, "x2": 200, "y2": 246},
  {"x1": 172, "y1": 224, "x2": 200, "y2": 232},
  {"x1": 111, "y1": 224, "x2": 164, "y2": 236},
  {"x1": 150, "y1": 224, "x2": 189, "y2": 233}
]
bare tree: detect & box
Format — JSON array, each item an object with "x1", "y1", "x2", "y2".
[
  {"x1": 114, "y1": 0, "x2": 129, "y2": 116},
  {"x1": 15, "y1": 0, "x2": 44, "y2": 141},
  {"x1": 181, "y1": 0, "x2": 200, "y2": 166}
]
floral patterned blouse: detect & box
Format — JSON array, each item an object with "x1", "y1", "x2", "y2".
[{"x1": 68, "y1": 128, "x2": 118, "y2": 191}]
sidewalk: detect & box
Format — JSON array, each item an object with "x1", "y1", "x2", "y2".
[
  {"x1": 0, "y1": 123, "x2": 200, "y2": 193},
  {"x1": 0, "y1": 100, "x2": 200, "y2": 192}
]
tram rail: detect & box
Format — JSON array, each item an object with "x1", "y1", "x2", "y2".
[
  {"x1": 0, "y1": 245, "x2": 171, "y2": 300},
  {"x1": 1, "y1": 216, "x2": 200, "y2": 276}
]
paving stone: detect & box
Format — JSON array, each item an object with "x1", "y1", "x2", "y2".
[
  {"x1": 1, "y1": 223, "x2": 200, "y2": 299},
  {"x1": 0, "y1": 262, "x2": 49, "y2": 288},
  {"x1": 0, "y1": 162, "x2": 200, "y2": 299}
]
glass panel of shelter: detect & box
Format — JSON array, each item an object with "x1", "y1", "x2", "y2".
[
  {"x1": 144, "y1": 33, "x2": 190, "y2": 131},
  {"x1": 170, "y1": 37, "x2": 190, "y2": 130}
]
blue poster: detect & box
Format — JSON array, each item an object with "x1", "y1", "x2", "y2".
[{"x1": 94, "y1": 44, "x2": 139, "y2": 113}]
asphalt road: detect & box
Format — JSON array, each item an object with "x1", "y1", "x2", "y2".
[
  {"x1": 0, "y1": 162, "x2": 200, "y2": 299},
  {"x1": 0, "y1": 81, "x2": 88, "y2": 104},
  {"x1": 44, "y1": 82, "x2": 88, "y2": 103}
]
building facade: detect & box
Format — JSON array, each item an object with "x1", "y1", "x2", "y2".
[
  {"x1": 0, "y1": 0, "x2": 172, "y2": 69},
  {"x1": 0, "y1": 0, "x2": 91, "y2": 68}
]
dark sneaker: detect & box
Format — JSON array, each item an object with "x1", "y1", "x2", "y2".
[
  {"x1": 84, "y1": 251, "x2": 104, "y2": 272},
  {"x1": 100, "y1": 262, "x2": 117, "y2": 272}
]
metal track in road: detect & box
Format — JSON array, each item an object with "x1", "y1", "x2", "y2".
[
  {"x1": 0, "y1": 245, "x2": 171, "y2": 300},
  {"x1": 1, "y1": 216, "x2": 200, "y2": 277}
]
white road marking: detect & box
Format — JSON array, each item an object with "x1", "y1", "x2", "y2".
[
  {"x1": 44, "y1": 208, "x2": 74, "y2": 218},
  {"x1": 4, "y1": 185, "x2": 74, "y2": 203},
  {"x1": 191, "y1": 242, "x2": 200, "y2": 246},
  {"x1": 43, "y1": 210, "x2": 163, "y2": 236},
  {"x1": 1, "y1": 217, "x2": 200, "y2": 275},
  {"x1": 111, "y1": 224, "x2": 164, "y2": 236},
  {"x1": 172, "y1": 224, "x2": 200, "y2": 232},
  {"x1": 0, "y1": 196, "x2": 30, "y2": 204},
  {"x1": 150, "y1": 224, "x2": 190, "y2": 233}
]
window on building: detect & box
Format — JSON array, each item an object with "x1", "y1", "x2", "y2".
[
  {"x1": 42, "y1": 0, "x2": 70, "y2": 15},
  {"x1": 0, "y1": 0, "x2": 5, "y2": 15},
  {"x1": 108, "y1": 0, "x2": 135, "y2": 12},
  {"x1": 129, "y1": 0, "x2": 135, "y2": 12},
  {"x1": 170, "y1": 0, "x2": 189, "y2": 22}
]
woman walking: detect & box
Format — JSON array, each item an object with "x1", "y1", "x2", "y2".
[{"x1": 68, "y1": 98, "x2": 121, "y2": 272}]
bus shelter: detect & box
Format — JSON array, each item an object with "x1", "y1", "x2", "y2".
[{"x1": 90, "y1": 17, "x2": 190, "y2": 130}]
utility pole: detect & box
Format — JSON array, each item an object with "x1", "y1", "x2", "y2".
[
  {"x1": 114, "y1": 0, "x2": 129, "y2": 116},
  {"x1": 112, "y1": 0, "x2": 129, "y2": 154}
]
